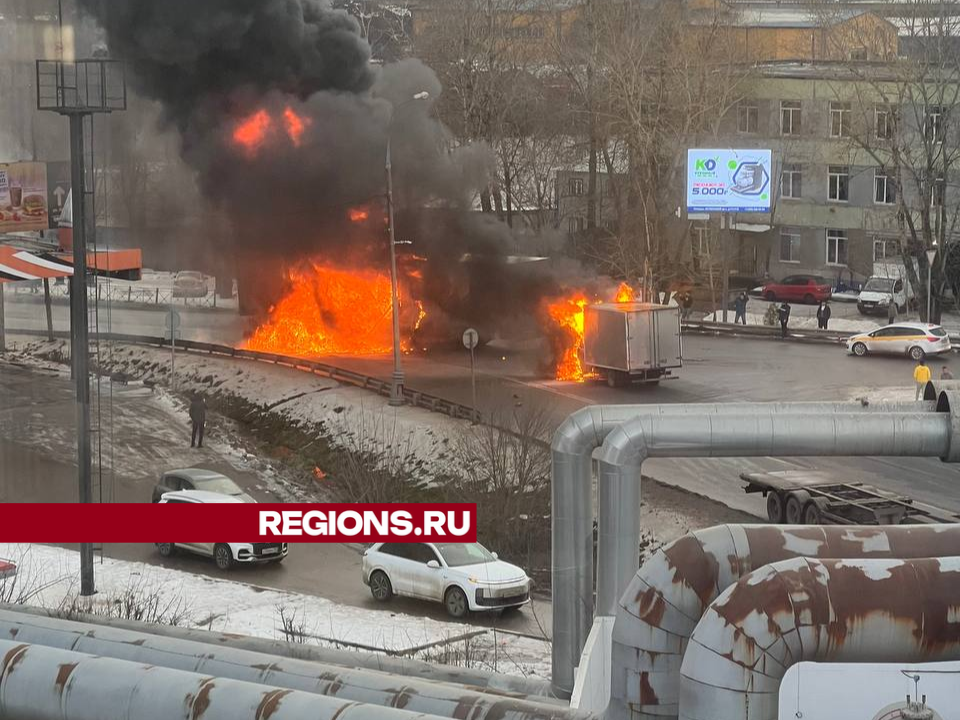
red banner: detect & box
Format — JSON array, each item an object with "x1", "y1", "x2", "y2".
[{"x1": 0, "y1": 504, "x2": 477, "y2": 543}]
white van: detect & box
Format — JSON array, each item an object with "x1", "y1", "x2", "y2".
[
  {"x1": 858, "y1": 276, "x2": 909, "y2": 315},
  {"x1": 155, "y1": 490, "x2": 288, "y2": 570}
]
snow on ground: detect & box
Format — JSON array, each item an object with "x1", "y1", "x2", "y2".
[
  {"x1": 0, "y1": 543, "x2": 551, "y2": 678},
  {"x1": 9, "y1": 338, "x2": 474, "y2": 488},
  {"x1": 703, "y1": 311, "x2": 882, "y2": 333}
]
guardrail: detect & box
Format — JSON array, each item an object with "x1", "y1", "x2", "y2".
[{"x1": 9, "y1": 329, "x2": 482, "y2": 423}]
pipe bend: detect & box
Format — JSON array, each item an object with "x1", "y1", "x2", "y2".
[
  {"x1": 596, "y1": 418, "x2": 649, "y2": 467},
  {"x1": 552, "y1": 406, "x2": 605, "y2": 455}
]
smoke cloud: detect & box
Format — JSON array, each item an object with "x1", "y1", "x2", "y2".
[{"x1": 76, "y1": 0, "x2": 560, "y2": 337}]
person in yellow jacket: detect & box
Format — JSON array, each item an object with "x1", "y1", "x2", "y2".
[{"x1": 914, "y1": 359, "x2": 931, "y2": 400}]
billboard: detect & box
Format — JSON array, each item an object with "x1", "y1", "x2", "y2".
[
  {"x1": 0, "y1": 162, "x2": 50, "y2": 233},
  {"x1": 686, "y1": 149, "x2": 772, "y2": 214}
]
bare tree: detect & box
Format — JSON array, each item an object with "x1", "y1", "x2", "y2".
[{"x1": 820, "y1": 2, "x2": 960, "y2": 321}]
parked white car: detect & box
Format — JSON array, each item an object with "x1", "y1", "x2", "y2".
[
  {"x1": 361, "y1": 542, "x2": 530, "y2": 618},
  {"x1": 847, "y1": 322, "x2": 951, "y2": 360},
  {"x1": 173, "y1": 271, "x2": 208, "y2": 298},
  {"x1": 155, "y1": 490, "x2": 288, "y2": 570}
]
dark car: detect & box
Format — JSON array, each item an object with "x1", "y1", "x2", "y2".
[
  {"x1": 152, "y1": 468, "x2": 254, "y2": 503},
  {"x1": 761, "y1": 275, "x2": 832, "y2": 304}
]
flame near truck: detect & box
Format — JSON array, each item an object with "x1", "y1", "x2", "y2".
[{"x1": 583, "y1": 302, "x2": 683, "y2": 387}]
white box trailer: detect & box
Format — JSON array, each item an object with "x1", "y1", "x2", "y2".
[{"x1": 583, "y1": 302, "x2": 682, "y2": 387}]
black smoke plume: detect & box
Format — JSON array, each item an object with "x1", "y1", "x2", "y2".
[{"x1": 76, "y1": 0, "x2": 560, "y2": 339}]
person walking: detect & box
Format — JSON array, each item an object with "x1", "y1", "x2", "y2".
[
  {"x1": 914, "y1": 359, "x2": 931, "y2": 400},
  {"x1": 887, "y1": 300, "x2": 897, "y2": 326},
  {"x1": 777, "y1": 301, "x2": 791, "y2": 339},
  {"x1": 734, "y1": 292, "x2": 748, "y2": 325},
  {"x1": 189, "y1": 393, "x2": 207, "y2": 448},
  {"x1": 941, "y1": 365, "x2": 954, "y2": 380},
  {"x1": 816, "y1": 301, "x2": 832, "y2": 330},
  {"x1": 681, "y1": 291, "x2": 693, "y2": 321}
]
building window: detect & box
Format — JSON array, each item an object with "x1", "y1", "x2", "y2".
[
  {"x1": 830, "y1": 102, "x2": 851, "y2": 137},
  {"x1": 873, "y1": 237, "x2": 899, "y2": 262},
  {"x1": 780, "y1": 100, "x2": 801, "y2": 135},
  {"x1": 567, "y1": 216, "x2": 585, "y2": 233},
  {"x1": 569, "y1": 177, "x2": 584, "y2": 196},
  {"x1": 780, "y1": 163, "x2": 802, "y2": 199},
  {"x1": 850, "y1": 47, "x2": 868, "y2": 61},
  {"x1": 780, "y1": 228, "x2": 801, "y2": 263},
  {"x1": 828, "y1": 166, "x2": 849, "y2": 201},
  {"x1": 929, "y1": 175, "x2": 946, "y2": 208},
  {"x1": 826, "y1": 229, "x2": 848, "y2": 265},
  {"x1": 925, "y1": 106, "x2": 944, "y2": 143},
  {"x1": 874, "y1": 169, "x2": 897, "y2": 204},
  {"x1": 875, "y1": 106, "x2": 894, "y2": 140},
  {"x1": 738, "y1": 103, "x2": 758, "y2": 133}
]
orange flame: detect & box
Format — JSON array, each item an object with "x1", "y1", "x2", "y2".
[
  {"x1": 547, "y1": 293, "x2": 591, "y2": 382},
  {"x1": 615, "y1": 282, "x2": 637, "y2": 303},
  {"x1": 244, "y1": 263, "x2": 422, "y2": 356},
  {"x1": 283, "y1": 107, "x2": 309, "y2": 146},
  {"x1": 313, "y1": 467, "x2": 327, "y2": 480},
  {"x1": 349, "y1": 208, "x2": 370, "y2": 222},
  {"x1": 233, "y1": 110, "x2": 272, "y2": 155}
]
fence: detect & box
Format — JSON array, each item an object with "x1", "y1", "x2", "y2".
[
  {"x1": 10, "y1": 328, "x2": 482, "y2": 423},
  {"x1": 10, "y1": 281, "x2": 224, "y2": 308}
]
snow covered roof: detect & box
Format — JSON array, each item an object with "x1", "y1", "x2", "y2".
[{"x1": 727, "y1": 7, "x2": 867, "y2": 28}]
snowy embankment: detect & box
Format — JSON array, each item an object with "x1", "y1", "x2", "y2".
[
  {"x1": 703, "y1": 311, "x2": 882, "y2": 333},
  {"x1": 0, "y1": 543, "x2": 551, "y2": 677}
]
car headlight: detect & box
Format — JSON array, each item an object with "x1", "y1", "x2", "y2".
[{"x1": 468, "y1": 576, "x2": 479, "y2": 584}]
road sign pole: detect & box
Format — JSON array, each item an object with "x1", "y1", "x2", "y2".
[{"x1": 470, "y1": 345, "x2": 477, "y2": 419}]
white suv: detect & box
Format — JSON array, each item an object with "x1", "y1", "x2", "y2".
[{"x1": 155, "y1": 490, "x2": 288, "y2": 570}]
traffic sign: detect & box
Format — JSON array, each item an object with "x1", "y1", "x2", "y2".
[
  {"x1": 165, "y1": 309, "x2": 181, "y2": 330},
  {"x1": 462, "y1": 328, "x2": 479, "y2": 350}
]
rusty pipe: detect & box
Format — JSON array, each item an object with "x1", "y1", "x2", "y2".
[
  {"x1": 0, "y1": 610, "x2": 591, "y2": 720},
  {"x1": 608, "y1": 524, "x2": 960, "y2": 720},
  {"x1": 0, "y1": 638, "x2": 449, "y2": 720},
  {"x1": 550, "y1": 400, "x2": 932, "y2": 693},
  {"x1": 678, "y1": 556, "x2": 960, "y2": 720},
  {"x1": 0, "y1": 602, "x2": 558, "y2": 699}
]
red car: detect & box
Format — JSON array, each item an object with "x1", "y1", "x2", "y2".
[{"x1": 762, "y1": 275, "x2": 833, "y2": 304}]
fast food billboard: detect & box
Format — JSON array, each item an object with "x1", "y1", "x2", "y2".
[
  {"x1": 686, "y1": 149, "x2": 772, "y2": 213},
  {"x1": 0, "y1": 162, "x2": 49, "y2": 233}
]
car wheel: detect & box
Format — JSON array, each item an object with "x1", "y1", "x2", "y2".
[
  {"x1": 444, "y1": 586, "x2": 469, "y2": 619},
  {"x1": 765, "y1": 291, "x2": 776, "y2": 301},
  {"x1": 766, "y1": 493, "x2": 785, "y2": 523},
  {"x1": 369, "y1": 570, "x2": 393, "y2": 602},
  {"x1": 909, "y1": 346, "x2": 926, "y2": 361},
  {"x1": 803, "y1": 293, "x2": 815, "y2": 304},
  {"x1": 213, "y1": 544, "x2": 233, "y2": 570},
  {"x1": 851, "y1": 342, "x2": 867, "y2": 357},
  {"x1": 157, "y1": 543, "x2": 175, "y2": 558}
]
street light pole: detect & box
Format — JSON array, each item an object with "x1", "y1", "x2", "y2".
[
  {"x1": 385, "y1": 91, "x2": 429, "y2": 407},
  {"x1": 926, "y1": 247, "x2": 937, "y2": 323}
]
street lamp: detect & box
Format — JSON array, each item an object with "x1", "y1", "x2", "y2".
[
  {"x1": 926, "y1": 246, "x2": 938, "y2": 323},
  {"x1": 385, "y1": 91, "x2": 429, "y2": 407}
]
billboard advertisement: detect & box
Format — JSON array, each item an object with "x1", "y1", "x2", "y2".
[
  {"x1": 686, "y1": 149, "x2": 772, "y2": 213},
  {"x1": 0, "y1": 162, "x2": 50, "y2": 233}
]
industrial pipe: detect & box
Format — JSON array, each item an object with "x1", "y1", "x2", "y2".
[
  {"x1": 0, "y1": 639, "x2": 448, "y2": 720},
  {"x1": 595, "y1": 410, "x2": 955, "y2": 618},
  {"x1": 0, "y1": 602, "x2": 558, "y2": 699},
  {"x1": 608, "y1": 524, "x2": 960, "y2": 720},
  {"x1": 678, "y1": 556, "x2": 960, "y2": 720},
  {"x1": 550, "y1": 400, "x2": 932, "y2": 693},
  {"x1": 0, "y1": 611, "x2": 590, "y2": 720}
]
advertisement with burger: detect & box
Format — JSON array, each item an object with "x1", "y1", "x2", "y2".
[{"x1": 0, "y1": 161, "x2": 49, "y2": 233}]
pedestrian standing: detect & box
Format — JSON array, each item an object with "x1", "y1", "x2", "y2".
[
  {"x1": 816, "y1": 301, "x2": 832, "y2": 329},
  {"x1": 914, "y1": 359, "x2": 931, "y2": 400},
  {"x1": 189, "y1": 393, "x2": 207, "y2": 448},
  {"x1": 942, "y1": 366, "x2": 954, "y2": 380},
  {"x1": 734, "y1": 292, "x2": 748, "y2": 325},
  {"x1": 887, "y1": 300, "x2": 897, "y2": 326},
  {"x1": 777, "y1": 302, "x2": 791, "y2": 339}
]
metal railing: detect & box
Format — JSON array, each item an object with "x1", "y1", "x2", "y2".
[
  {"x1": 10, "y1": 329, "x2": 481, "y2": 423},
  {"x1": 9, "y1": 282, "x2": 224, "y2": 308}
]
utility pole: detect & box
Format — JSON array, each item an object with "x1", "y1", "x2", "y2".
[{"x1": 38, "y1": 58, "x2": 126, "y2": 597}]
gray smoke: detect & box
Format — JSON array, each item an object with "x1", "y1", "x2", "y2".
[{"x1": 75, "y1": 0, "x2": 559, "y2": 333}]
